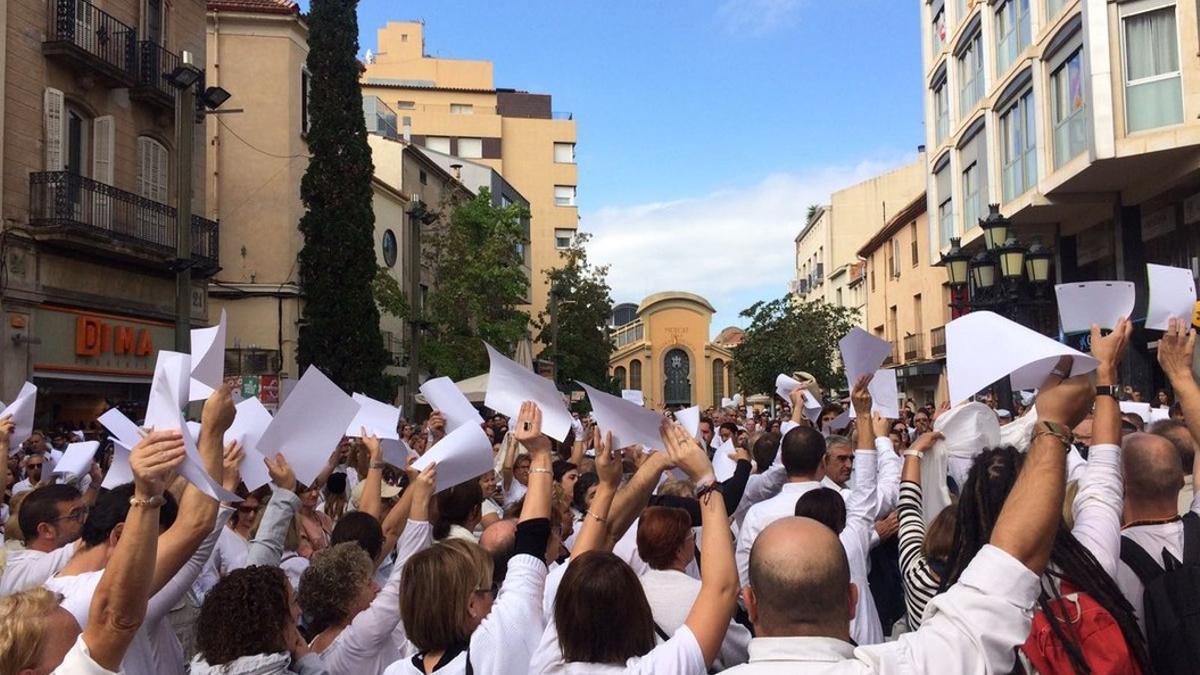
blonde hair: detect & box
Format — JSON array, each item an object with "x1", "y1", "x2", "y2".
[
  {"x1": 400, "y1": 538, "x2": 493, "y2": 652},
  {"x1": 0, "y1": 588, "x2": 63, "y2": 674},
  {"x1": 3, "y1": 492, "x2": 30, "y2": 544},
  {"x1": 657, "y1": 479, "x2": 695, "y2": 499}
]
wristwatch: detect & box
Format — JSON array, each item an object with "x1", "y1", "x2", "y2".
[
  {"x1": 1095, "y1": 384, "x2": 1120, "y2": 399},
  {"x1": 1033, "y1": 420, "x2": 1074, "y2": 447}
]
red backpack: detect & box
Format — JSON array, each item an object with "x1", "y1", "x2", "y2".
[{"x1": 1021, "y1": 582, "x2": 1142, "y2": 675}]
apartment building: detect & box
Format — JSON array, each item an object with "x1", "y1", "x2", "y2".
[
  {"x1": 791, "y1": 160, "x2": 926, "y2": 325},
  {"x1": 858, "y1": 194, "x2": 951, "y2": 406},
  {"x1": 2, "y1": 0, "x2": 212, "y2": 423},
  {"x1": 360, "y1": 21, "x2": 578, "y2": 328}
]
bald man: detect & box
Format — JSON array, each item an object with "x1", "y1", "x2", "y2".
[
  {"x1": 1116, "y1": 432, "x2": 1198, "y2": 633},
  {"x1": 1148, "y1": 418, "x2": 1197, "y2": 514},
  {"x1": 723, "y1": 370, "x2": 1093, "y2": 674}
]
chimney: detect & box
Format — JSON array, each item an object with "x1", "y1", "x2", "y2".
[
  {"x1": 450, "y1": 163, "x2": 462, "y2": 180},
  {"x1": 402, "y1": 116, "x2": 412, "y2": 142}
]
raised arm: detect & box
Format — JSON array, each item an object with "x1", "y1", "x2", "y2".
[
  {"x1": 1160, "y1": 318, "x2": 1200, "y2": 458},
  {"x1": 604, "y1": 449, "x2": 673, "y2": 547},
  {"x1": 358, "y1": 431, "x2": 385, "y2": 519},
  {"x1": 244, "y1": 453, "x2": 301, "y2": 567},
  {"x1": 663, "y1": 423, "x2": 738, "y2": 668},
  {"x1": 85, "y1": 430, "x2": 185, "y2": 670},
  {"x1": 570, "y1": 427, "x2": 623, "y2": 557},
  {"x1": 991, "y1": 360, "x2": 1092, "y2": 575}
]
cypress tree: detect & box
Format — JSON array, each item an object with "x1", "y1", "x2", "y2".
[{"x1": 297, "y1": 0, "x2": 389, "y2": 398}]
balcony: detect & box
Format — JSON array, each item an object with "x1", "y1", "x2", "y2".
[
  {"x1": 930, "y1": 326, "x2": 946, "y2": 358},
  {"x1": 904, "y1": 333, "x2": 925, "y2": 361},
  {"x1": 29, "y1": 172, "x2": 219, "y2": 275},
  {"x1": 881, "y1": 341, "x2": 898, "y2": 367},
  {"x1": 131, "y1": 41, "x2": 180, "y2": 110},
  {"x1": 43, "y1": 0, "x2": 138, "y2": 86}
]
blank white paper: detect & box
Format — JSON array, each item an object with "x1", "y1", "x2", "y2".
[
  {"x1": 411, "y1": 422, "x2": 494, "y2": 492},
  {"x1": 420, "y1": 376, "x2": 483, "y2": 432},
  {"x1": 2, "y1": 382, "x2": 38, "y2": 453},
  {"x1": 255, "y1": 366, "x2": 361, "y2": 488},
  {"x1": 189, "y1": 309, "x2": 227, "y2": 401},
  {"x1": 346, "y1": 393, "x2": 401, "y2": 440},
  {"x1": 225, "y1": 397, "x2": 274, "y2": 491},
  {"x1": 775, "y1": 373, "x2": 801, "y2": 401},
  {"x1": 102, "y1": 439, "x2": 135, "y2": 490},
  {"x1": 869, "y1": 369, "x2": 900, "y2": 418},
  {"x1": 1054, "y1": 282, "x2": 1135, "y2": 334},
  {"x1": 712, "y1": 438, "x2": 738, "y2": 482},
  {"x1": 675, "y1": 405, "x2": 701, "y2": 440},
  {"x1": 581, "y1": 382, "x2": 666, "y2": 451},
  {"x1": 482, "y1": 342, "x2": 572, "y2": 442},
  {"x1": 1146, "y1": 264, "x2": 1197, "y2": 331},
  {"x1": 621, "y1": 390, "x2": 645, "y2": 406},
  {"x1": 53, "y1": 441, "x2": 98, "y2": 480},
  {"x1": 839, "y1": 327, "x2": 892, "y2": 391},
  {"x1": 1119, "y1": 401, "x2": 1152, "y2": 424}
]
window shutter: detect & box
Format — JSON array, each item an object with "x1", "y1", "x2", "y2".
[
  {"x1": 137, "y1": 137, "x2": 170, "y2": 204},
  {"x1": 153, "y1": 142, "x2": 169, "y2": 203},
  {"x1": 137, "y1": 137, "x2": 151, "y2": 198},
  {"x1": 92, "y1": 116, "x2": 115, "y2": 184},
  {"x1": 44, "y1": 88, "x2": 65, "y2": 171}
]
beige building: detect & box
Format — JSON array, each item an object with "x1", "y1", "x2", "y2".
[
  {"x1": 205, "y1": 1, "x2": 475, "y2": 409},
  {"x1": 360, "y1": 21, "x2": 578, "y2": 328},
  {"x1": 2, "y1": 0, "x2": 212, "y2": 424},
  {"x1": 858, "y1": 194, "x2": 951, "y2": 406},
  {"x1": 922, "y1": 0, "x2": 1200, "y2": 287},
  {"x1": 792, "y1": 161, "x2": 926, "y2": 325},
  {"x1": 608, "y1": 292, "x2": 734, "y2": 410}
]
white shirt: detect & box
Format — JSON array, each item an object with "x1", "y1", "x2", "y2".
[
  {"x1": 0, "y1": 542, "x2": 76, "y2": 596},
  {"x1": 506, "y1": 480, "x2": 528, "y2": 505},
  {"x1": 1116, "y1": 490, "x2": 1200, "y2": 633},
  {"x1": 721, "y1": 545, "x2": 1040, "y2": 674},
  {"x1": 736, "y1": 481, "x2": 822, "y2": 587},
  {"x1": 639, "y1": 568, "x2": 750, "y2": 670},
  {"x1": 840, "y1": 450, "x2": 882, "y2": 646},
  {"x1": 52, "y1": 635, "x2": 119, "y2": 675},
  {"x1": 192, "y1": 526, "x2": 248, "y2": 602}
]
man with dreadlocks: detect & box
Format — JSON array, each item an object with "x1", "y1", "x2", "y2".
[{"x1": 939, "y1": 319, "x2": 1151, "y2": 674}]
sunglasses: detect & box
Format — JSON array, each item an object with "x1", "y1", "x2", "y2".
[{"x1": 55, "y1": 506, "x2": 89, "y2": 523}]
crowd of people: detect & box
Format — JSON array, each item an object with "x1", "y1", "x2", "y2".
[{"x1": 1, "y1": 317, "x2": 1198, "y2": 674}]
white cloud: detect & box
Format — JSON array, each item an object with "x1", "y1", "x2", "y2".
[
  {"x1": 582, "y1": 152, "x2": 915, "y2": 335},
  {"x1": 716, "y1": 0, "x2": 805, "y2": 36}
]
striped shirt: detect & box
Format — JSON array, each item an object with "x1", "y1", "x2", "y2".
[{"x1": 897, "y1": 481, "x2": 943, "y2": 628}]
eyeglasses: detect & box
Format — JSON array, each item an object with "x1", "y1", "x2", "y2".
[
  {"x1": 55, "y1": 506, "x2": 89, "y2": 523},
  {"x1": 236, "y1": 504, "x2": 261, "y2": 514}
]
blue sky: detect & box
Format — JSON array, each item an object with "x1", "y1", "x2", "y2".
[{"x1": 297, "y1": 0, "x2": 926, "y2": 332}]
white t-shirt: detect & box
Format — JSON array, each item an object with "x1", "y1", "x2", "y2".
[
  {"x1": 531, "y1": 623, "x2": 707, "y2": 674},
  {"x1": 1116, "y1": 496, "x2": 1200, "y2": 633},
  {"x1": 52, "y1": 635, "x2": 119, "y2": 675},
  {"x1": 0, "y1": 542, "x2": 76, "y2": 597},
  {"x1": 192, "y1": 527, "x2": 248, "y2": 601}
]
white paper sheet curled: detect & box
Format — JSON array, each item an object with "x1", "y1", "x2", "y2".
[
  {"x1": 675, "y1": 406, "x2": 702, "y2": 441},
  {"x1": 420, "y1": 376, "x2": 483, "y2": 432},
  {"x1": 145, "y1": 351, "x2": 191, "y2": 431},
  {"x1": 225, "y1": 397, "x2": 275, "y2": 491},
  {"x1": 482, "y1": 342, "x2": 572, "y2": 442},
  {"x1": 621, "y1": 390, "x2": 646, "y2": 406},
  {"x1": 53, "y1": 442, "x2": 99, "y2": 480},
  {"x1": 775, "y1": 373, "x2": 802, "y2": 401},
  {"x1": 2, "y1": 382, "x2": 38, "y2": 453},
  {"x1": 346, "y1": 394, "x2": 401, "y2": 440},
  {"x1": 1054, "y1": 282, "x2": 1135, "y2": 334},
  {"x1": 410, "y1": 422, "x2": 493, "y2": 492},
  {"x1": 98, "y1": 408, "x2": 142, "y2": 447},
  {"x1": 1147, "y1": 263, "x2": 1198, "y2": 331},
  {"x1": 839, "y1": 327, "x2": 892, "y2": 391},
  {"x1": 869, "y1": 369, "x2": 900, "y2": 418},
  {"x1": 945, "y1": 311, "x2": 1098, "y2": 406},
  {"x1": 102, "y1": 440, "x2": 136, "y2": 490},
  {"x1": 255, "y1": 366, "x2": 361, "y2": 488},
  {"x1": 581, "y1": 382, "x2": 667, "y2": 452},
  {"x1": 189, "y1": 309, "x2": 227, "y2": 401},
  {"x1": 712, "y1": 438, "x2": 738, "y2": 482},
  {"x1": 381, "y1": 438, "x2": 414, "y2": 468}
]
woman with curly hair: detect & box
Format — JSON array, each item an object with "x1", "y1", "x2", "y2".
[{"x1": 191, "y1": 566, "x2": 325, "y2": 674}]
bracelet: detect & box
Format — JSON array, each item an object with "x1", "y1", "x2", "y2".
[
  {"x1": 129, "y1": 494, "x2": 166, "y2": 509},
  {"x1": 903, "y1": 449, "x2": 922, "y2": 458},
  {"x1": 586, "y1": 510, "x2": 607, "y2": 523},
  {"x1": 530, "y1": 467, "x2": 552, "y2": 476},
  {"x1": 696, "y1": 480, "x2": 723, "y2": 502},
  {"x1": 370, "y1": 461, "x2": 386, "y2": 470}
]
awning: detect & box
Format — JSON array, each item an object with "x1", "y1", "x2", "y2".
[{"x1": 414, "y1": 372, "x2": 489, "y2": 405}]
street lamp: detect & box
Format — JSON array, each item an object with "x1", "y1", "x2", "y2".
[
  {"x1": 979, "y1": 204, "x2": 1009, "y2": 251},
  {"x1": 940, "y1": 237, "x2": 971, "y2": 288},
  {"x1": 970, "y1": 251, "x2": 996, "y2": 290},
  {"x1": 997, "y1": 237, "x2": 1028, "y2": 280},
  {"x1": 1025, "y1": 237, "x2": 1053, "y2": 284}
]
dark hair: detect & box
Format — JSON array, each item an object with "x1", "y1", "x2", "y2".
[
  {"x1": 81, "y1": 484, "x2": 178, "y2": 547},
  {"x1": 325, "y1": 472, "x2": 347, "y2": 496},
  {"x1": 1149, "y1": 417, "x2": 1196, "y2": 469},
  {"x1": 794, "y1": 488, "x2": 847, "y2": 533},
  {"x1": 943, "y1": 446, "x2": 1151, "y2": 674},
  {"x1": 552, "y1": 460, "x2": 578, "y2": 483},
  {"x1": 18, "y1": 484, "x2": 82, "y2": 540},
  {"x1": 636, "y1": 507, "x2": 692, "y2": 570},
  {"x1": 572, "y1": 472, "x2": 599, "y2": 512},
  {"x1": 780, "y1": 426, "x2": 825, "y2": 477},
  {"x1": 196, "y1": 566, "x2": 291, "y2": 664},
  {"x1": 433, "y1": 480, "x2": 483, "y2": 540},
  {"x1": 719, "y1": 422, "x2": 739, "y2": 438},
  {"x1": 555, "y1": 551, "x2": 655, "y2": 664},
  {"x1": 751, "y1": 432, "x2": 780, "y2": 474},
  {"x1": 330, "y1": 511, "x2": 385, "y2": 561},
  {"x1": 922, "y1": 503, "x2": 958, "y2": 563},
  {"x1": 699, "y1": 417, "x2": 714, "y2": 431}
]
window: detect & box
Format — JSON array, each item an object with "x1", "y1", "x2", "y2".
[
  {"x1": 554, "y1": 185, "x2": 576, "y2": 207},
  {"x1": 958, "y1": 31, "x2": 984, "y2": 116},
  {"x1": 890, "y1": 239, "x2": 901, "y2": 278},
  {"x1": 931, "y1": 7, "x2": 947, "y2": 57},
  {"x1": 934, "y1": 82, "x2": 950, "y2": 144},
  {"x1": 66, "y1": 107, "x2": 91, "y2": 177},
  {"x1": 910, "y1": 222, "x2": 919, "y2": 266},
  {"x1": 555, "y1": 228, "x2": 574, "y2": 249},
  {"x1": 457, "y1": 137, "x2": 482, "y2": 159},
  {"x1": 962, "y1": 162, "x2": 981, "y2": 230},
  {"x1": 424, "y1": 136, "x2": 450, "y2": 154},
  {"x1": 449, "y1": 103, "x2": 473, "y2": 114},
  {"x1": 630, "y1": 359, "x2": 642, "y2": 390},
  {"x1": 553, "y1": 142, "x2": 576, "y2": 164},
  {"x1": 614, "y1": 366, "x2": 627, "y2": 389},
  {"x1": 955, "y1": 0, "x2": 968, "y2": 23},
  {"x1": 870, "y1": 254, "x2": 876, "y2": 290},
  {"x1": 1122, "y1": 5, "x2": 1183, "y2": 133},
  {"x1": 836, "y1": 287, "x2": 844, "y2": 306},
  {"x1": 382, "y1": 229, "x2": 398, "y2": 268},
  {"x1": 137, "y1": 136, "x2": 169, "y2": 204},
  {"x1": 935, "y1": 163, "x2": 954, "y2": 247},
  {"x1": 1000, "y1": 89, "x2": 1037, "y2": 200},
  {"x1": 913, "y1": 294, "x2": 924, "y2": 333},
  {"x1": 1051, "y1": 49, "x2": 1087, "y2": 168},
  {"x1": 996, "y1": 0, "x2": 1031, "y2": 74},
  {"x1": 712, "y1": 359, "x2": 725, "y2": 404},
  {"x1": 1047, "y1": 0, "x2": 1066, "y2": 20},
  {"x1": 419, "y1": 170, "x2": 427, "y2": 185},
  {"x1": 396, "y1": 100, "x2": 415, "y2": 110},
  {"x1": 301, "y1": 69, "x2": 311, "y2": 135}
]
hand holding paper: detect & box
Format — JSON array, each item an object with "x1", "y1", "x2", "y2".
[
  {"x1": 420, "y1": 376, "x2": 483, "y2": 432},
  {"x1": 1054, "y1": 282, "x2": 1135, "y2": 334},
  {"x1": 224, "y1": 398, "x2": 275, "y2": 491},
  {"x1": 581, "y1": 382, "x2": 667, "y2": 451},
  {"x1": 839, "y1": 328, "x2": 892, "y2": 391},
  {"x1": 2, "y1": 382, "x2": 38, "y2": 453},
  {"x1": 189, "y1": 309, "x2": 227, "y2": 401},
  {"x1": 410, "y1": 422, "x2": 493, "y2": 492},
  {"x1": 255, "y1": 366, "x2": 361, "y2": 488},
  {"x1": 346, "y1": 394, "x2": 401, "y2": 440},
  {"x1": 483, "y1": 342, "x2": 572, "y2": 441},
  {"x1": 1147, "y1": 264, "x2": 1197, "y2": 331}
]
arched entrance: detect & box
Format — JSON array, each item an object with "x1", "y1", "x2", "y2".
[{"x1": 663, "y1": 348, "x2": 691, "y2": 407}]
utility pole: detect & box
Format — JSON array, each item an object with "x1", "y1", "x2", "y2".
[
  {"x1": 406, "y1": 199, "x2": 423, "y2": 412},
  {"x1": 174, "y1": 70, "x2": 196, "y2": 353},
  {"x1": 548, "y1": 282, "x2": 559, "y2": 383}
]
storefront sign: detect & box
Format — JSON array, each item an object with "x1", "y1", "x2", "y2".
[
  {"x1": 259, "y1": 375, "x2": 279, "y2": 406},
  {"x1": 240, "y1": 375, "x2": 261, "y2": 399},
  {"x1": 34, "y1": 307, "x2": 173, "y2": 377}
]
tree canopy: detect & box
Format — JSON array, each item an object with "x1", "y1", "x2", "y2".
[
  {"x1": 535, "y1": 232, "x2": 614, "y2": 391},
  {"x1": 731, "y1": 296, "x2": 859, "y2": 397}
]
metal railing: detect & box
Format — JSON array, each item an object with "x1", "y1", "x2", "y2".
[
  {"x1": 46, "y1": 0, "x2": 137, "y2": 79},
  {"x1": 930, "y1": 326, "x2": 946, "y2": 357},
  {"x1": 882, "y1": 342, "x2": 899, "y2": 366},
  {"x1": 904, "y1": 333, "x2": 925, "y2": 361},
  {"x1": 29, "y1": 172, "x2": 218, "y2": 263},
  {"x1": 136, "y1": 41, "x2": 180, "y2": 101}
]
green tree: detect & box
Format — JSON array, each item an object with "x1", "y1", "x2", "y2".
[
  {"x1": 417, "y1": 189, "x2": 531, "y2": 380},
  {"x1": 296, "y1": 0, "x2": 390, "y2": 398},
  {"x1": 536, "y1": 232, "x2": 614, "y2": 390},
  {"x1": 732, "y1": 296, "x2": 858, "y2": 397},
  {"x1": 806, "y1": 204, "x2": 821, "y2": 224}
]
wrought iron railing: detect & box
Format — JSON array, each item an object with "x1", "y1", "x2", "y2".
[
  {"x1": 930, "y1": 326, "x2": 946, "y2": 358},
  {"x1": 46, "y1": 0, "x2": 138, "y2": 78},
  {"x1": 29, "y1": 172, "x2": 218, "y2": 264},
  {"x1": 136, "y1": 41, "x2": 180, "y2": 101},
  {"x1": 881, "y1": 342, "x2": 898, "y2": 366},
  {"x1": 904, "y1": 333, "x2": 925, "y2": 361}
]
